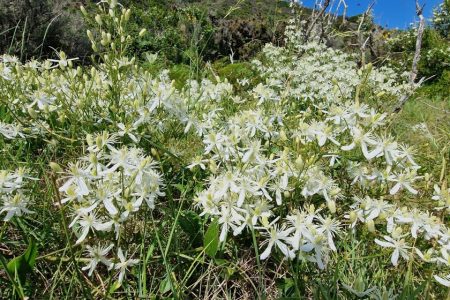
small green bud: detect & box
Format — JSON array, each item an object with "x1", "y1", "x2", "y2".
[
  {"x1": 27, "y1": 106, "x2": 37, "y2": 119},
  {"x1": 124, "y1": 9, "x2": 131, "y2": 21},
  {"x1": 139, "y1": 28, "x2": 147, "y2": 37},
  {"x1": 95, "y1": 14, "x2": 102, "y2": 26},
  {"x1": 367, "y1": 219, "x2": 375, "y2": 233},
  {"x1": 327, "y1": 200, "x2": 336, "y2": 214},
  {"x1": 49, "y1": 162, "x2": 63, "y2": 173},
  {"x1": 80, "y1": 5, "x2": 88, "y2": 16},
  {"x1": 349, "y1": 211, "x2": 357, "y2": 223}
]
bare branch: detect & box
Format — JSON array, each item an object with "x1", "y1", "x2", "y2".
[
  {"x1": 393, "y1": 0, "x2": 426, "y2": 113},
  {"x1": 304, "y1": 0, "x2": 331, "y2": 42},
  {"x1": 357, "y1": 2, "x2": 375, "y2": 66},
  {"x1": 410, "y1": 0, "x2": 426, "y2": 83}
]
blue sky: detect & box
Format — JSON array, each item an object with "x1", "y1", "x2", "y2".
[{"x1": 300, "y1": 0, "x2": 443, "y2": 29}]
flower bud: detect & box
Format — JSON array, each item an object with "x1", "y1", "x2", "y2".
[
  {"x1": 80, "y1": 5, "x2": 88, "y2": 16},
  {"x1": 95, "y1": 14, "x2": 103, "y2": 26},
  {"x1": 349, "y1": 211, "x2": 357, "y2": 223},
  {"x1": 49, "y1": 162, "x2": 63, "y2": 173},
  {"x1": 86, "y1": 29, "x2": 94, "y2": 41},
  {"x1": 139, "y1": 28, "x2": 147, "y2": 37},
  {"x1": 295, "y1": 155, "x2": 303, "y2": 168},
  {"x1": 27, "y1": 106, "x2": 37, "y2": 119},
  {"x1": 258, "y1": 216, "x2": 268, "y2": 228},
  {"x1": 86, "y1": 133, "x2": 93, "y2": 146},
  {"x1": 89, "y1": 153, "x2": 98, "y2": 164},
  {"x1": 376, "y1": 91, "x2": 386, "y2": 97},
  {"x1": 279, "y1": 130, "x2": 287, "y2": 141},
  {"x1": 209, "y1": 159, "x2": 217, "y2": 174},
  {"x1": 110, "y1": 0, "x2": 118, "y2": 8},
  {"x1": 124, "y1": 9, "x2": 131, "y2": 21},
  {"x1": 327, "y1": 200, "x2": 336, "y2": 214},
  {"x1": 43, "y1": 104, "x2": 50, "y2": 114},
  {"x1": 392, "y1": 227, "x2": 403, "y2": 239},
  {"x1": 367, "y1": 219, "x2": 375, "y2": 232},
  {"x1": 96, "y1": 135, "x2": 103, "y2": 149}
]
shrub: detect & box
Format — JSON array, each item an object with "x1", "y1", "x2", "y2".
[
  {"x1": 0, "y1": 1, "x2": 448, "y2": 298},
  {"x1": 387, "y1": 27, "x2": 450, "y2": 82},
  {"x1": 0, "y1": 0, "x2": 90, "y2": 61}
]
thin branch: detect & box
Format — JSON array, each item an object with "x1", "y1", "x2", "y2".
[
  {"x1": 304, "y1": 0, "x2": 331, "y2": 42},
  {"x1": 410, "y1": 0, "x2": 426, "y2": 84},
  {"x1": 393, "y1": 0, "x2": 426, "y2": 113}
]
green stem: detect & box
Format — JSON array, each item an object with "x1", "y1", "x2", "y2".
[
  {"x1": 0, "y1": 251, "x2": 25, "y2": 299},
  {"x1": 50, "y1": 175, "x2": 91, "y2": 300},
  {"x1": 250, "y1": 224, "x2": 265, "y2": 300},
  {"x1": 151, "y1": 214, "x2": 179, "y2": 298}
]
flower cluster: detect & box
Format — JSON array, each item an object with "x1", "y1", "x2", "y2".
[
  {"x1": 190, "y1": 24, "x2": 449, "y2": 285},
  {"x1": 58, "y1": 132, "x2": 164, "y2": 282},
  {"x1": 0, "y1": 168, "x2": 34, "y2": 221}
]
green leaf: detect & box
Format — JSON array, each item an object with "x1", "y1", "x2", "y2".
[
  {"x1": 159, "y1": 275, "x2": 173, "y2": 294},
  {"x1": 172, "y1": 183, "x2": 186, "y2": 193},
  {"x1": 7, "y1": 238, "x2": 38, "y2": 284},
  {"x1": 203, "y1": 219, "x2": 219, "y2": 258},
  {"x1": 178, "y1": 210, "x2": 201, "y2": 242},
  {"x1": 108, "y1": 280, "x2": 122, "y2": 294}
]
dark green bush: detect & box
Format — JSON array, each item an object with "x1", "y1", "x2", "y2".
[
  {"x1": 216, "y1": 62, "x2": 255, "y2": 84},
  {"x1": 169, "y1": 64, "x2": 192, "y2": 89},
  {"x1": 125, "y1": 1, "x2": 215, "y2": 64},
  {"x1": 0, "y1": 0, "x2": 90, "y2": 61},
  {"x1": 388, "y1": 28, "x2": 450, "y2": 82}
]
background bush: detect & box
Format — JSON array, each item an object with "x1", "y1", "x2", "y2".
[{"x1": 0, "y1": 0, "x2": 91, "y2": 61}]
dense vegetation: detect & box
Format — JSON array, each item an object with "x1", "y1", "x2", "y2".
[{"x1": 0, "y1": 0, "x2": 449, "y2": 299}]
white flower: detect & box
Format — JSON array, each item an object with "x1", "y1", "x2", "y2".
[
  {"x1": 117, "y1": 123, "x2": 139, "y2": 143},
  {"x1": 0, "y1": 193, "x2": 34, "y2": 221},
  {"x1": 434, "y1": 274, "x2": 450, "y2": 287},
  {"x1": 74, "y1": 213, "x2": 113, "y2": 244},
  {"x1": 341, "y1": 127, "x2": 379, "y2": 160},
  {"x1": 82, "y1": 244, "x2": 114, "y2": 276},
  {"x1": 259, "y1": 222, "x2": 295, "y2": 260},
  {"x1": 0, "y1": 122, "x2": 24, "y2": 140},
  {"x1": 375, "y1": 235, "x2": 411, "y2": 266},
  {"x1": 233, "y1": 176, "x2": 258, "y2": 207},
  {"x1": 317, "y1": 216, "x2": 341, "y2": 252},
  {"x1": 114, "y1": 248, "x2": 139, "y2": 283},
  {"x1": 203, "y1": 132, "x2": 225, "y2": 154},
  {"x1": 187, "y1": 156, "x2": 208, "y2": 170},
  {"x1": 388, "y1": 171, "x2": 419, "y2": 195},
  {"x1": 300, "y1": 233, "x2": 329, "y2": 270},
  {"x1": 217, "y1": 204, "x2": 246, "y2": 241},
  {"x1": 286, "y1": 209, "x2": 315, "y2": 250},
  {"x1": 415, "y1": 248, "x2": 437, "y2": 263},
  {"x1": 59, "y1": 162, "x2": 91, "y2": 197}
]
